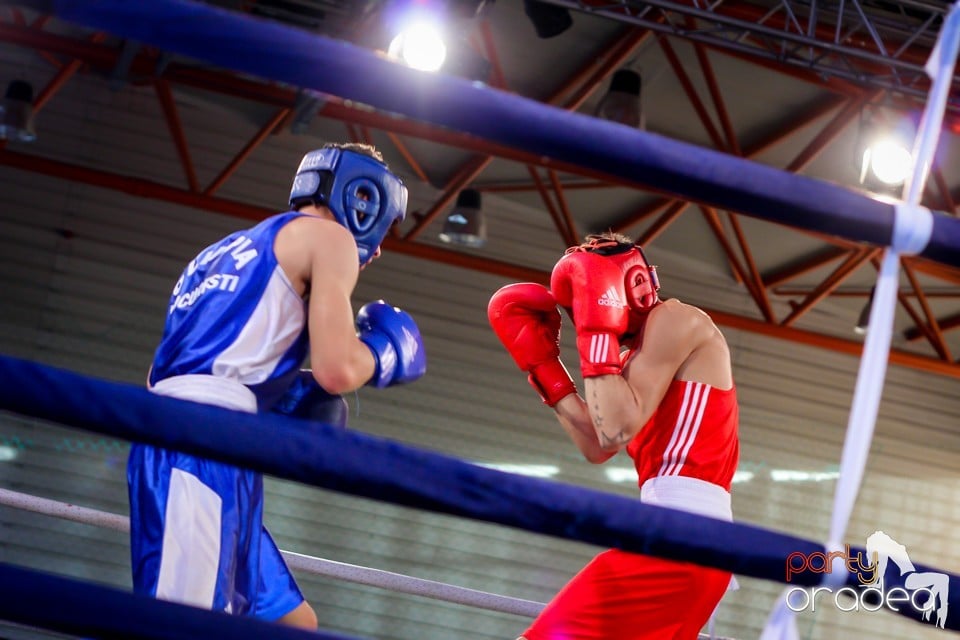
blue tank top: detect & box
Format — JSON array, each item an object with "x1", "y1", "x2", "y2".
[{"x1": 150, "y1": 212, "x2": 309, "y2": 408}]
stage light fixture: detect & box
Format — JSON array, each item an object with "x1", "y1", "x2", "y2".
[
  {"x1": 524, "y1": 0, "x2": 572, "y2": 38},
  {"x1": 857, "y1": 112, "x2": 916, "y2": 191},
  {"x1": 595, "y1": 69, "x2": 644, "y2": 129},
  {"x1": 854, "y1": 287, "x2": 875, "y2": 336},
  {"x1": 0, "y1": 80, "x2": 37, "y2": 143},
  {"x1": 439, "y1": 188, "x2": 486, "y2": 247}
]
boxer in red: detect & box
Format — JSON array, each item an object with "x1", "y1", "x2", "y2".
[{"x1": 488, "y1": 232, "x2": 739, "y2": 640}]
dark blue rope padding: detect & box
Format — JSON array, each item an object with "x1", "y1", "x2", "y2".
[
  {"x1": 0, "y1": 354, "x2": 957, "y2": 635},
  {"x1": 50, "y1": 0, "x2": 960, "y2": 267}
]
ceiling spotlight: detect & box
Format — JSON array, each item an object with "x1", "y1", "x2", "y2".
[
  {"x1": 857, "y1": 112, "x2": 915, "y2": 191},
  {"x1": 439, "y1": 188, "x2": 486, "y2": 247},
  {"x1": 524, "y1": 0, "x2": 573, "y2": 38},
  {"x1": 0, "y1": 80, "x2": 37, "y2": 143},
  {"x1": 596, "y1": 69, "x2": 644, "y2": 129},
  {"x1": 383, "y1": 1, "x2": 492, "y2": 77},
  {"x1": 861, "y1": 141, "x2": 913, "y2": 187},
  {"x1": 388, "y1": 20, "x2": 447, "y2": 72}
]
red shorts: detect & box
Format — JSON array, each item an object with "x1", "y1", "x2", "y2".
[{"x1": 522, "y1": 549, "x2": 730, "y2": 640}]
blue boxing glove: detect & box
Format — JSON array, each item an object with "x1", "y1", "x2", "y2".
[
  {"x1": 356, "y1": 300, "x2": 427, "y2": 388},
  {"x1": 272, "y1": 370, "x2": 348, "y2": 429}
]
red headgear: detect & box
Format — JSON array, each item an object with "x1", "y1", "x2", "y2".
[{"x1": 567, "y1": 237, "x2": 660, "y2": 334}]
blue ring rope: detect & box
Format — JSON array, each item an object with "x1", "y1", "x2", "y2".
[
  {"x1": 50, "y1": 0, "x2": 960, "y2": 267},
  {"x1": 0, "y1": 354, "x2": 957, "y2": 634},
  {"x1": 0, "y1": 561, "x2": 358, "y2": 640}
]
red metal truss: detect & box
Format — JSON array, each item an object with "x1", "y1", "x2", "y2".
[
  {"x1": 205, "y1": 108, "x2": 291, "y2": 196},
  {"x1": 1, "y1": 17, "x2": 959, "y2": 377}
]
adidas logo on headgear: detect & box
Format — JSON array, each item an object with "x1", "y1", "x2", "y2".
[{"x1": 598, "y1": 287, "x2": 626, "y2": 308}]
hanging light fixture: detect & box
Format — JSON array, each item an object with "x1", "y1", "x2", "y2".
[
  {"x1": 388, "y1": 19, "x2": 447, "y2": 72},
  {"x1": 595, "y1": 69, "x2": 644, "y2": 130},
  {"x1": 856, "y1": 111, "x2": 915, "y2": 191},
  {"x1": 439, "y1": 188, "x2": 486, "y2": 247},
  {"x1": 523, "y1": 0, "x2": 573, "y2": 38},
  {"x1": 0, "y1": 80, "x2": 37, "y2": 143},
  {"x1": 854, "y1": 286, "x2": 875, "y2": 335},
  {"x1": 385, "y1": 1, "x2": 492, "y2": 78}
]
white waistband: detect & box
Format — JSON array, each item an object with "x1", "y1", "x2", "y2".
[
  {"x1": 641, "y1": 476, "x2": 739, "y2": 593},
  {"x1": 640, "y1": 476, "x2": 732, "y2": 522},
  {"x1": 150, "y1": 375, "x2": 257, "y2": 414}
]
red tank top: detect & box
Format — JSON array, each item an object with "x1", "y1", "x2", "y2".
[{"x1": 626, "y1": 379, "x2": 739, "y2": 491}]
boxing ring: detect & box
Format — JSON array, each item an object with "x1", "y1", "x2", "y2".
[{"x1": 2, "y1": 0, "x2": 960, "y2": 638}]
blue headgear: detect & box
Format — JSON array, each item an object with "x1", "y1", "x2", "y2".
[{"x1": 289, "y1": 148, "x2": 408, "y2": 265}]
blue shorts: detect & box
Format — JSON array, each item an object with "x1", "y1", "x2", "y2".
[{"x1": 127, "y1": 443, "x2": 304, "y2": 620}]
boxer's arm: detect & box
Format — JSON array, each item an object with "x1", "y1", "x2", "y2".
[
  {"x1": 277, "y1": 216, "x2": 377, "y2": 394},
  {"x1": 272, "y1": 370, "x2": 349, "y2": 428},
  {"x1": 584, "y1": 301, "x2": 703, "y2": 450},
  {"x1": 552, "y1": 393, "x2": 619, "y2": 463}
]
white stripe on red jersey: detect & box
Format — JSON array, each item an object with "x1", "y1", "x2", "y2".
[
  {"x1": 657, "y1": 382, "x2": 711, "y2": 477},
  {"x1": 627, "y1": 379, "x2": 739, "y2": 491}
]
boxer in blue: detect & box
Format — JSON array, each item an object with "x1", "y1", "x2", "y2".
[{"x1": 127, "y1": 143, "x2": 426, "y2": 628}]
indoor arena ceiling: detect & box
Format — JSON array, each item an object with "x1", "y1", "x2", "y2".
[{"x1": 2, "y1": 0, "x2": 960, "y2": 377}]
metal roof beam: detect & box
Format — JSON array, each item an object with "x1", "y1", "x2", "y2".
[
  {"x1": 2, "y1": 146, "x2": 958, "y2": 377},
  {"x1": 539, "y1": 0, "x2": 958, "y2": 112}
]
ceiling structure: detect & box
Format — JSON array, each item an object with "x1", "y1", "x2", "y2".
[
  {"x1": 549, "y1": 0, "x2": 960, "y2": 112},
  {"x1": 2, "y1": 0, "x2": 960, "y2": 378}
]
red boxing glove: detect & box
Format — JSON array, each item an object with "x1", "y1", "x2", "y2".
[
  {"x1": 488, "y1": 283, "x2": 577, "y2": 406},
  {"x1": 550, "y1": 250, "x2": 629, "y2": 377}
]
